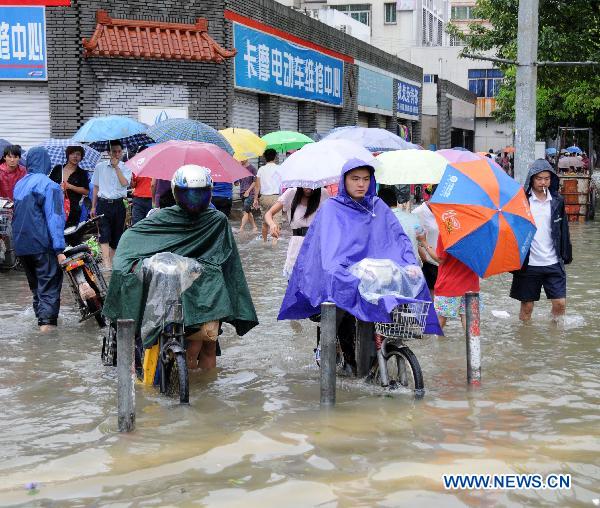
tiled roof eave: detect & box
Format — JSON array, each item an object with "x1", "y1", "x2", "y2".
[{"x1": 82, "y1": 10, "x2": 236, "y2": 63}]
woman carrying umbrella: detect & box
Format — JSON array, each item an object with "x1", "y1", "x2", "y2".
[
  {"x1": 49, "y1": 146, "x2": 89, "y2": 229},
  {"x1": 264, "y1": 185, "x2": 329, "y2": 278}
]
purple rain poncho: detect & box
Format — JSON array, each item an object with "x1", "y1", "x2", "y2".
[{"x1": 278, "y1": 159, "x2": 442, "y2": 335}]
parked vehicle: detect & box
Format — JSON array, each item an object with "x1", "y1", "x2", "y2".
[
  {"x1": 0, "y1": 198, "x2": 17, "y2": 271},
  {"x1": 61, "y1": 216, "x2": 108, "y2": 327}
]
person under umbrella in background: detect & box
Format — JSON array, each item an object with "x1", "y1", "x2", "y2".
[
  {"x1": 0, "y1": 145, "x2": 27, "y2": 200},
  {"x1": 49, "y1": 146, "x2": 89, "y2": 231},
  {"x1": 12, "y1": 147, "x2": 66, "y2": 332},
  {"x1": 264, "y1": 185, "x2": 329, "y2": 279},
  {"x1": 377, "y1": 186, "x2": 419, "y2": 258},
  {"x1": 211, "y1": 179, "x2": 233, "y2": 217},
  {"x1": 254, "y1": 148, "x2": 282, "y2": 242},
  {"x1": 128, "y1": 145, "x2": 153, "y2": 225},
  {"x1": 90, "y1": 140, "x2": 132, "y2": 271},
  {"x1": 236, "y1": 159, "x2": 258, "y2": 233}
]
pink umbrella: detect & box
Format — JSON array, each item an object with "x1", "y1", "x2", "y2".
[
  {"x1": 125, "y1": 140, "x2": 252, "y2": 182},
  {"x1": 437, "y1": 148, "x2": 504, "y2": 171},
  {"x1": 436, "y1": 148, "x2": 484, "y2": 163}
]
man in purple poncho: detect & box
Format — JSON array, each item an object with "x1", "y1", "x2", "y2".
[{"x1": 278, "y1": 158, "x2": 442, "y2": 336}]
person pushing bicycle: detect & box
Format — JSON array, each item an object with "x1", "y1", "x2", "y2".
[{"x1": 103, "y1": 164, "x2": 258, "y2": 370}]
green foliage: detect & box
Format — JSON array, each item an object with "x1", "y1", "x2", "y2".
[{"x1": 448, "y1": 0, "x2": 600, "y2": 138}]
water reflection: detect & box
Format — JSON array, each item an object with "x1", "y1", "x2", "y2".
[{"x1": 0, "y1": 222, "x2": 598, "y2": 506}]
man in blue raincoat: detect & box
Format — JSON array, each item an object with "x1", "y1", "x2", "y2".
[
  {"x1": 12, "y1": 147, "x2": 66, "y2": 331},
  {"x1": 279, "y1": 158, "x2": 441, "y2": 336}
]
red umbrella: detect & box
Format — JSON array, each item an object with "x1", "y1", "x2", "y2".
[{"x1": 125, "y1": 140, "x2": 252, "y2": 182}]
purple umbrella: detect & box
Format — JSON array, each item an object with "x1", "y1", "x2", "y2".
[{"x1": 324, "y1": 126, "x2": 418, "y2": 152}]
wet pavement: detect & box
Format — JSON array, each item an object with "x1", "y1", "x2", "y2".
[{"x1": 0, "y1": 220, "x2": 599, "y2": 507}]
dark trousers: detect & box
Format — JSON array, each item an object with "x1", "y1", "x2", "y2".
[
  {"x1": 132, "y1": 197, "x2": 153, "y2": 225},
  {"x1": 20, "y1": 251, "x2": 63, "y2": 326},
  {"x1": 97, "y1": 198, "x2": 126, "y2": 249},
  {"x1": 211, "y1": 197, "x2": 232, "y2": 217}
]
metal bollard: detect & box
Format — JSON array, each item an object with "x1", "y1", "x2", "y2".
[
  {"x1": 464, "y1": 292, "x2": 481, "y2": 386},
  {"x1": 117, "y1": 319, "x2": 136, "y2": 432},
  {"x1": 320, "y1": 302, "x2": 337, "y2": 406}
]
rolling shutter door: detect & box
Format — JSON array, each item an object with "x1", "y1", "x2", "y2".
[
  {"x1": 232, "y1": 91, "x2": 259, "y2": 132},
  {"x1": 279, "y1": 99, "x2": 298, "y2": 131},
  {"x1": 357, "y1": 112, "x2": 369, "y2": 128},
  {"x1": 0, "y1": 84, "x2": 50, "y2": 149},
  {"x1": 316, "y1": 105, "x2": 335, "y2": 134}
]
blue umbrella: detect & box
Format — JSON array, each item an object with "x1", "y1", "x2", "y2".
[
  {"x1": 89, "y1": 133, "x2": 155, "y2": 153},
  {"x1": 146, "y1": 119, "x2": 234, "y2": 155},
  {"x1": 545, "y1": 147, "x2": 557, "y2": 155},
  {"x1": 323, "y1": 126, "x2": 418, "y2": 152},
  {"x1": 73, "y1": 115, "x2": 148, "y2": 143},
  {"x1": 566, "y1": 146, "x2": 582, "y2": 154},
  {"x1": 24, "y1": 139, "x2": 101, "y2": 170}
]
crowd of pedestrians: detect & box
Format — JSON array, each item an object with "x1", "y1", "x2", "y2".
[{"x1": 0, "y1": 140, "x2": 573, "y2": 341}]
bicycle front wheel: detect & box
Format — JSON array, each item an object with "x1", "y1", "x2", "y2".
[
  {"x1": 372, "y1": 344, "x2": 424, "y2": 397},
  {"x1": 164, "y1": 352, "x2": 189, "y2": 404}
]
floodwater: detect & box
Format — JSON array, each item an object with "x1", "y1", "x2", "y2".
[{"x1": 0, "y1": 220, "x2": 599, "y2": 507}]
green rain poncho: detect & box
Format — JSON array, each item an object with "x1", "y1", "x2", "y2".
[{"x1": 102, "y1": 206, "x2": 258, "y2": 347}]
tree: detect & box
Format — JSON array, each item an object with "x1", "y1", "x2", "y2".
[{"x1": 448, "y1": 0, "x2": 600, "y2": 142}]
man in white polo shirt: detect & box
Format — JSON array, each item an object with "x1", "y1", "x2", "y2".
[
  {"x1": 510, "y1": 159, "x2": 572, "y2": 321},
  {"x1": 253, "y1": 148, "x2": 282, "y2": 242}
]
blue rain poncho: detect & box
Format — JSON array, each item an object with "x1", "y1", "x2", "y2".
[
  {"x1": 278, "y1": 158, "x2": 442, "y2": 334},
  {"x1": 12, "y1": 147, "x2": 65, "y2": 256}
]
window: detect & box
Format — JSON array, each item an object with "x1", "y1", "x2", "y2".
[
  {"x1": 422, "y1": 7, "x2": 444, "y2": 46},
  {"x1": 468, "y1": 69, "x2": 504, "y2": 98},
  {"x1": 384, "y1": 3, "x2": 397, "y2": 24},
  {"x1": 331, "y1": 4, "x2": 371, "y2": 26},
  {"x1": 451, "y1": 6, "x2": 474, "y2": 19},
  {"x1": 424, "y1": 74, "x2": 438, "y2": 83}
]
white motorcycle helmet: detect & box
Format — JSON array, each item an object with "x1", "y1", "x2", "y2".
[{"x1": 171, "y1": 164, "x2": 214, "y2": 214}]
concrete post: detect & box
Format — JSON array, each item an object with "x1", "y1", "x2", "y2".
[
  {"x1": 320, "y1": 302, "x2": 337, "y2": 406},
  {"x1": 117, "y1": 319, "x2": 136, "y2": 432},
  {"x1": 464, "y1": 292, "x2": 481, "y2": 386},
  {"x1": 514, "y1": 0, "x2": 540, "y2": 184}
]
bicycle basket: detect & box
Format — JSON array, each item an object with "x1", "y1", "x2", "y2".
[{"x1": 375, "y1": 301, "x2": 431, "y2": 339}]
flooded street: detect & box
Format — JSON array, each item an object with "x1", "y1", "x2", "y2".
[{"x1": 0, "y1": 220, "x2": 599, "y2": 507}]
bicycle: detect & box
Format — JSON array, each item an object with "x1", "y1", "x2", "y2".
[{"x1": 314, "y1": 300, "x2": 429, "y2": 398}]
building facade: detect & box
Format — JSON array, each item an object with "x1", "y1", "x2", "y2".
[{"x1": 0, "y1": 0, "x2": 426, "y2": 149}]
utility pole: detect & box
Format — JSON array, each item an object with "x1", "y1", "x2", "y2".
[{"x1": 513, "y1": 0, "x2": 539, "y2": 184}]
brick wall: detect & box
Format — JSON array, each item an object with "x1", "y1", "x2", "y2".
[{"x1": 45, "y1": 0, "x2": 422, "y2": 139}]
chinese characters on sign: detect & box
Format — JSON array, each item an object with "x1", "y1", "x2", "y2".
[
  {"x1": 234, "y1": 23, "x2": 343, "y2": 107},
  {"x1": 396, "y1": 80, "x2": 420, "y2": 118},
  {"x1": 0, "y1": 6, "x2": 46, "y2": 80}
]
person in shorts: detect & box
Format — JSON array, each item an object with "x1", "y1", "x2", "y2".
[
  {"x1": 253, "y1": 148, "x2": 282, "y2": 242},
  {"x1": 236, "y1": 159, "x2": 258, "y2": 233},
  {"x1": 432, "y1": 237, "x2": 480, "y2": 331},
  {"x1": 510, "y1": 159, "x2": 572, "y2": 321},
  {"x1": 90, "y1": 140, "x2": 132, "y2": 271}
]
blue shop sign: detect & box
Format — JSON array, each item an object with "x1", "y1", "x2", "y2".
[
  {"x1": 0, "y1": 6, "x2": 47, "y2": 81},
  {"x1": 233, "y1": 23, "x2": 343, "y2": 107},
  {"x1": 358, "y1": 66, "x2": 393, "y2": 112},
  {"x1": 397, "y1": 80, "x2": 420, "y2": 118}
]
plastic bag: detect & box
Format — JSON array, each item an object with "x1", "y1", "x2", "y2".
[
  {"x1": 349, "y1": 258, "x2": 425, "y2": 304},
  {"x1": 136, "y1": 252, "x2": 204, "y2": 342}
]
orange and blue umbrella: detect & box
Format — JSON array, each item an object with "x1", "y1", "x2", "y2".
[{"x1": 429, "y1": 158, "x2": 536, "y2": 278}]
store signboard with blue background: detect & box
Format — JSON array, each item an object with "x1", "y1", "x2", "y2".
[
  {"x1": 397, "y1": 80, "x2": 420, "y2": 118},
  {"x1": 0, "y1": 6, "x2": 47, "y2": 80},
  {"x1": 233, "y1": 22, "x2": 343, "y2": 107},
  {"x1": 358, "y1": 65, "x2": 393, "y2": 113}
]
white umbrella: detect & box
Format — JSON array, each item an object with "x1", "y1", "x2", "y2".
[
  {"x1": 375, "y1": 149, "x2": 449, "y2": 184},
  {"x1": 279, "y1": 139, "x2": 378, "y2": 189}
]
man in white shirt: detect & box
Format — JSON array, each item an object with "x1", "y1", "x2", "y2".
[
  {"x1": 253, "y1": 148, "x2": 282, "y2": 242},
  {"x1": 90, "y1": 140, "x2": 132, "y2": 270},
  {"x1": 510, "y1": 159, "x2": 572, "y2": 321}
]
